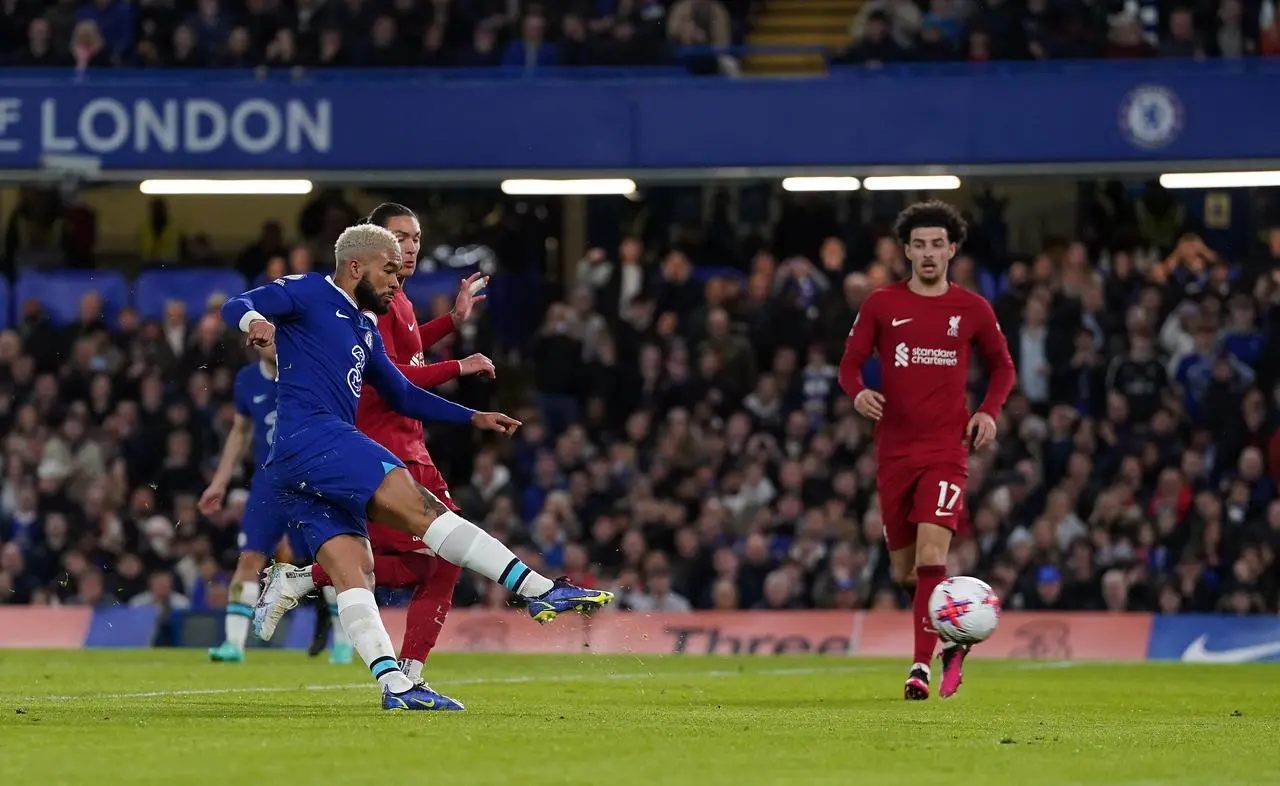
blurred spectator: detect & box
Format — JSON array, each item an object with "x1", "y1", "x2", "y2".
[{"x1": 501, "y1": 13, "x2": 559, "y2": 69}]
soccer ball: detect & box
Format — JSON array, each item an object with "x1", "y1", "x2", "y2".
[{"x1": 929, "y1": 576, "x2": 1001, "y2": 646}]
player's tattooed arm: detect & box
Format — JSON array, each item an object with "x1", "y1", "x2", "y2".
[{"x1": 417, "y1": 484, "x2": 450, "y2": 518}]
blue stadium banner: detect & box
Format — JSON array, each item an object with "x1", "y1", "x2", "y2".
[
  {"x1": 0, "y1": 62, "x2": 1276, "y2": 172},
  {"x1": 1147, "y1": 614, "x2": 1280, "y2": 663}
]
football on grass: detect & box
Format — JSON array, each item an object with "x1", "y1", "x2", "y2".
[{"x1": 929, "y1": 576, "x2": 1001, "y2": 645}]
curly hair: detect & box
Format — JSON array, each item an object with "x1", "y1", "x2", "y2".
[{"x1": 893, "y1": 200, "x2": 968, "y2": 247}]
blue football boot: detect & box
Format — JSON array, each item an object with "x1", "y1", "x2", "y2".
[
  {"x1": 525, "y1": 577, "x2": 615, "y2": 624},
  {"x1": 382, "y1": 683, "x2": 466, "y2": 711}
]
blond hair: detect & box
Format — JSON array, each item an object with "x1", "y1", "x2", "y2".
[{"x1": 333, "y1": 223, "x2": 399, "y2": 267}]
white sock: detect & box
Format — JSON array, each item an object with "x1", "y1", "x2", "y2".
[
  {"x1": 422, "y1": 511, "x2": 554, "y2": 598},
  {"x1": 322, "y1": 586, "x2": 350, "y2": 648},
  {"x1": 225, "y1": 581, "x2": 259, "y2": 650},
  {"x1": 336, "y1": 588, "x2": 413, "y2": 693},
  {"x1": 399, "y1": 658, "x2": 424, "y2": 684}
]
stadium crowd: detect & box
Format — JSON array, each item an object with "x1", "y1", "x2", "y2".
[
  {"x1": 1, "y1": 182, "x2": 1279, "y2": 625},
  {"x1": 836, "y1": 0, "x2": 1280, "y2": 63},
  {"x1": 0, "y1": 0, "x2": 751, "y2": 70},
  {"x1": 2, "y1": 0, "x2": 1278, "y2": 72}
]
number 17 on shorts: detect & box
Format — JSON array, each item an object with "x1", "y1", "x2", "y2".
[{"x1": 879, "y1": 460, "x2": 969, "y2": 550}]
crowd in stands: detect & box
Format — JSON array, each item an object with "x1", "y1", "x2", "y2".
[
  {"x1": 1, "y1": 181, "x2": 1279, "y2": 624},
  {"x1": 4, "y1": 0, "x2": 1279, "y2": 75},
  {"x1": 836, "y1": 0, "x2": 1280, "y2": 63},
  {"x1": 0, "y1": 0, "x2": 750, "y2": 71}
]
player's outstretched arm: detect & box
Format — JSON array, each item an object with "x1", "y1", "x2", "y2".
[
  {"x1": 394, "y1": 354, "x2": 495, "y2": 389},
  {"x1": 365, "y1": 345, "x2": 475, "y2": 423},
  {"x1": 221, "y1": 279, "x2": 302, "y2": 333},
  {"x1": 199, "y1": 413, "x2": 251, "y2": 514}
]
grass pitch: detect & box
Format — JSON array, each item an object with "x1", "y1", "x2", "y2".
[{"x1": 0, "y1": 651, "x2": 1276, "y2": 785}]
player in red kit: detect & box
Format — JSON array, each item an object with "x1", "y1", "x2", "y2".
[
  {"x1": 838, "y1": 201, "x2": 1014, "y2": 701},
  {"x1": 288, "y1": 203, "x2": 495, "y2": 709}
]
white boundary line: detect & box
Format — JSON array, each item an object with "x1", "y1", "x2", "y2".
[
  {"x1": 11, "y1": 660, "x2": 1088, "y2": 702},
  {"x1": 18, "y1": 665, "x2": 892, "y2": 702}
]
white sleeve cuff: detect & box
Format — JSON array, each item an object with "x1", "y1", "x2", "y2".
[{"x1": 239, "y1": 310, "x2": 267, "y2": 333}]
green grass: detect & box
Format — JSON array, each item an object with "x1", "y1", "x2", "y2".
[{"x1": 0, "y1": 651, "x2": 1276, "y2": 785}]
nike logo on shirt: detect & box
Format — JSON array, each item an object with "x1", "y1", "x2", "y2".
[{"x1": 892, "y1": 318, "x2": 913, "y2": 327}]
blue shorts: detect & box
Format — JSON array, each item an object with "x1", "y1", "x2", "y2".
[
  {"x1": 239, "y1": 474, "x2": 311, "y2": 562},
  {"x1": 270, "y1": 424, "x2": 404, "y2": 557}
]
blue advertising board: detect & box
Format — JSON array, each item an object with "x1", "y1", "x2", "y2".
[
  {"x1": 1147, "y1": 614, "x2": 1280, "y2": 663},
  {"x1": 0, "y1": 61, "x2": 1276, "y2": 172}
]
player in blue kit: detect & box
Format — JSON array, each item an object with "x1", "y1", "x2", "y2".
[
  {"x1": 198, "y1": 341, "x2": 353, "y2": 663},
  {"x1": 220, "y1": 223, "x2": 613, "y2": 710}
]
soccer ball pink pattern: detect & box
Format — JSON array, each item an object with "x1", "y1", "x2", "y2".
[{"x1": 929, "y1": 576, "x2": 1002, "y2": 645}]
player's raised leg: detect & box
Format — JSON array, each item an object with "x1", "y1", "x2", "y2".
[{"x1": 367, "y1": 468, "x2": 613, "y2": 621}]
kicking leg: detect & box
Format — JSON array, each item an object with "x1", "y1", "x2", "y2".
[
  {"x1": 210, "y1": 550, "x2": 266, "y2": 662},
  {"x1": 367, "y1": 468, "x2": 613, "y2": 622}
]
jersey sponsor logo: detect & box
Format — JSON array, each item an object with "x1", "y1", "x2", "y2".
[
  {"x1": 895, "y1": 342, "x2": 959, "y2": 368},
  {"x1": 891, "y1": 318, "x2": 913, "y2": 327},
  {"x1": 947, "y1": 316, "x2": 961, "y2": 337},
  {"x1": 409, "y1": 351, "x2": 426, "y2": 367},
  {"x1": 264, "y1": 409, "x2": 277, "y2": 446},
  {"x1": 348, "y1": 345, "x2": 367, "y2": 397},
  {"x1": 253, "y1": 394, "x2": 268, "y2": 403}
]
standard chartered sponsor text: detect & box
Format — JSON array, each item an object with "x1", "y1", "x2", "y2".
[{"x1": 910, "y1": 347, "x2": 959, "y2": 366}]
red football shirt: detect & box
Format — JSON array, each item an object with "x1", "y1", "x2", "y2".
[
  {"x1": 838, "y1": 282, "x2": 1015, "y2": 463},
  {"x1": 357, "y1": 290, "x2": 462, "y2": 466}
]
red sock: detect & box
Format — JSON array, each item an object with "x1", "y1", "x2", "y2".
[
  {"x1": 912, "y1": 565, "x2": 947, "y2": 666},
  {"x1": 372, "y1": 552, "x2": 434, "y2": 588},
  {"x1": 399, "y1": 558, "x2": 461, "y2": 664},
  {"x1": 312, "y1": 562, "x2": 331, "y2": 588}
]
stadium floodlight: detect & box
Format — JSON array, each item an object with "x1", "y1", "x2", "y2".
[
  {"x1": 500, "y1": 179, "x2": 636, "y2": 196},
  {"x1": 861, "y1": 176, "x2": 962, "y2": 191},
  {"x1": 1159, "y1": 171, "x2": 1280, "y2": 189},
  {"x1": 139, "y1": 179, "x2": 314, "y2": 195},
  {"x1": 781, "y1": 177, "x2": 861, "y2": 192}
]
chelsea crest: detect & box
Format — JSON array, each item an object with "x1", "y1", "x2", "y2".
[{"x1": 1119, "y1": 85, "x2": 1184, "y2": 150}]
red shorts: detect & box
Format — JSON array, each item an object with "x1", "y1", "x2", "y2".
[
  {"x1": 368, "y1": 462, "x2": 459, "y2": 555},
  {"x1": 876, "y1": 457, "x2": 968, "y2": 552}
]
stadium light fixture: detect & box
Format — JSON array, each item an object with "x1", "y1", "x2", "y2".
[
  {"x1": 139, "y1": 179, "x2": 315, "y2": 195},
  {"x1": 861, "y1": 176, "x2": 962, "y2": 191},
  {"x1": 781, "y1": 177, "x2": 861, "y2": 192},
  {"x1": 1159, "y1": 171, "x2": 1280, "y2": 189},
  {"x1": 500, "y1": 179, "x2": 637, "y2": 196}
]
